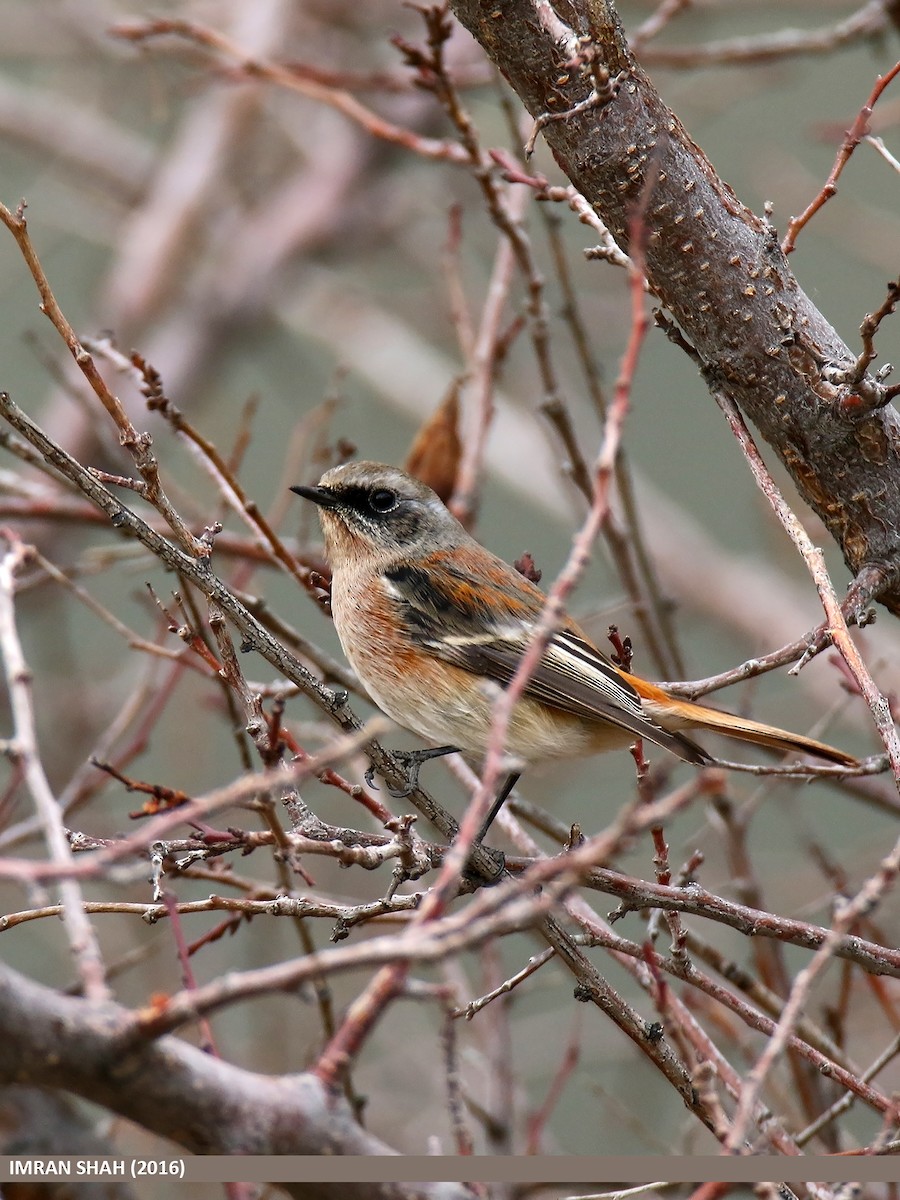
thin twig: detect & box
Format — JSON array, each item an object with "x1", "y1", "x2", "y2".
[
  {"x1": 783, "y1": 59, "x2": 900, "y2": 254},
  {"x1": 640, "y1": 2, "x2": 890, "y2": 69},
  {"x1": 112, "y1": 17, "x2": 471, "y2": 165},
  {"x1": 0, "y1": 534, "x2": 108, "y2": 1000},
  {"x1": 0, "y1": 203, "x2": 202, "y2": 557},
  {"x1": 714, "y1": 392, "x2": 900, "y2": 782}
]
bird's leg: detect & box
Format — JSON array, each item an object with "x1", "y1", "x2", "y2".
[
  {"x1": 476, "y1": 772, "x2": 520, "y2": 844},
  {"x1": 365, "y1": 744, "x2": 459, "y2": 797},
  {"x1": 459, "y1": 772, "x2": 520, "y2": 886}
]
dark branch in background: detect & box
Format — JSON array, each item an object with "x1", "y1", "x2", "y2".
[{"x1": 448, "y1": 0, "x2": 900, "y2": 615}]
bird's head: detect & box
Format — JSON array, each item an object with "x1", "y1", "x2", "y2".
[{"x1": 292, "y1": 461, "x2": 466, "y2": 566}]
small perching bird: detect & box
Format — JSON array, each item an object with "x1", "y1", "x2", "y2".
[{"x1": 292, "y1": 462, "x2": 855, "y2": 822}]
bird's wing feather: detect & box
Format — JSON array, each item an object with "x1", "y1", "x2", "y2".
[{"x1": 383, "y1": 555, "x2": 710, "y2": 763}]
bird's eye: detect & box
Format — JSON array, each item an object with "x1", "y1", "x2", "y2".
[{"x1": 368, "y1": 488, "x2": 398, "y2": 514}]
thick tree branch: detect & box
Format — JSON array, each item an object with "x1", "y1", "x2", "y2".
[
  {"x1": 0, "y1": 962, "x2": 471, "y2": 1200},
  {"x1": 449, "y1": 0, "x2": 900, "y2": 614}
]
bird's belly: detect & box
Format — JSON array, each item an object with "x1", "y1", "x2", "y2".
[
  {"x1": 330, "y1": 581, "x2": 636, "y2": 766},
  {"x1": 354, "y1": 651, "x2": 630, "y2": 766}
]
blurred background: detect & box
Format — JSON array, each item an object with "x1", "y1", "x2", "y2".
[{"x1": 0, "y1": 0, "x2": 899, "y2": 1184}]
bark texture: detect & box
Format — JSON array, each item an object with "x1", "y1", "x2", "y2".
[
  {"x1": 0, "y1": 964, "x2": 472, "y2": 1199},
  {"x1": 450, "y1": 0, "x2": 900, "y2": 614}
]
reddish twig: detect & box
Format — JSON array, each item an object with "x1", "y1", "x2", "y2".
[
  {"x1": 715, "y1": 392, "x2": 900, "y2": 782},
  {"x1": 0, "y1": 203, "x2": 203, "y2": 557},
  {"x1": 524, "y1": 1013, "x2": 581, "y2": 1153},
  {"x1": 111, "y1": 18, "x2": 470, "y2": 166},
  {"x1": 783, "y1": 60, "x2": 900, "y2": 254}
]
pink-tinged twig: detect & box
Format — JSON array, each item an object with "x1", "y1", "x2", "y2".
[
  {"x1": 311, "y1": 166, "x2": 659, "y2": 1094},
  {"x1": 160, "y1": 889, "x2": 219, "y2": 1057},
  {"x1": 866, "y1": 133, "x2": 900, "y2": 174},
  {"x1": 796, "y1": 1028, "x2": 900, "y2": 1146},
  {"x1": 0, "y1": 532, "x2": 108, "y2": 1001},
  {"x1": 86, "y1": 338, "x2": 323, "y2": 603},
  {"x1": 489, "y1": 149, "x2": 631, "y2": 266},
  {"x1": 460, "y1": 370, "x2": 625, "y2": 845},
  {"x1": 842, "y1": 275, "x2": 900, "y2": 409},
  {"x1": 439, "y1": 1005, "x2": 475, "y2": 1156},
  {"x1": 630, "y1": 0, "x2": 693, "y2": 53},
  {"x1": 591, "y1": 867, "x2": 900, "y2": 977},
  {"x1": 524, "y1": 1013, "x2": 581, "y2": 1153},
  {"x1": 455, "y1": 765, "x2": 894, "y2": 1147},
  {"x1": 783, "y1": 59, "x2": 900, "y2": 254},
  {"x1": 442, "y1": 203, "x2": 475, "y2": 359},
  {"x1": 0, "y1": 202, "x2": 202, "y2": 558},
  {"x1": 583, "y1": 925, "x2": 893, "y2": 1120},
  {"x1": 641, "y1": 4, "x2": 891, "y2": 70},
  {"x1": 111, "y1": 18, "x2": 470, "y2": 167},
  {"x1": 124, "y1": 794, "x2": 733, "y2": 1036},
  {"x1": 465, "y1": 165, "x2": 658, "y2": 862},
  {"x1": 400, "y1": 15, "x2": 598, "y2": 510},
  {"x1": 569, "y1": 908, "x2": 801, "y2": 1154},
  {"x1": 712, "y1": 396, "x2": 900, "y2": 1146},
  {"x1": 494, "y1": 143, "x2": 683, "y2": 679},
  {"x1": 0, "y1": 722, "x2": 385, "y2": 886},
  {"x1": 454, "y1": 947, "x2": 555, "y2": 1020},
  {"x1": 715, "y1": 392, "x2": 900, "y2": 781},
  {"x1": 449, "y1": 185, "x2": 525, "y2": 527},
  {"x1": 726, "y1": 836, "x2": 900, "y2": 1150},
  {"x1": 24, "y1": 548, "x2": 205, "y2": 674},
  {"x1": 475, "y1": 936, "x2": 515, "y2": 1154}
]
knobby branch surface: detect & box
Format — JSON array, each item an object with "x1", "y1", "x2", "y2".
[
  {"x1": 449, "y1": 0, "x2": 900, "y2": 614},
  {"x1": 0, "y1": 961, "x2": 471, "y2": 1200}
]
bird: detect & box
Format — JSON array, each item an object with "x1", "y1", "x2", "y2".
[{"x1": 292, "y1": 461, "x2": 856, "y2": 830}]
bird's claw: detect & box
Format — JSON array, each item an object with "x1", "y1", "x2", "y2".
[
  {"x1": 363, "y1": 756, "x2": 416, "y2": 798},
  {"x1": 384, "y1": 749, "x2": 437, "y2": 797},
  {"x1": 363, "y1": 762, "x2": 380, "y2": 791},
  {"x1": 364, "y1": 746, "x2": 459, "y2": 798}
]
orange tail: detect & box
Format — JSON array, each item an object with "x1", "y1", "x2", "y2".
[
  {"x1": 626, "y1": 674, "x2": 857, "y2": 767},
  {"x1": 672, "y1": 700, "x2": 856, "y2": 766}
]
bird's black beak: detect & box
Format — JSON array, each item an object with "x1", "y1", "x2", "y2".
[{"x1": 290, "y1": 484, "x2": 338, "y2": 508}]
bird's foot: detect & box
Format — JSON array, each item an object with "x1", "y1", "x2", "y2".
[{"x1": 364, "y1": 745, "x2": 459, "y2": 797}]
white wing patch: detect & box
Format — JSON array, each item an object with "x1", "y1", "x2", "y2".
[{"x1": 543, "y1": 629, "x2": 645, "y2": 718}]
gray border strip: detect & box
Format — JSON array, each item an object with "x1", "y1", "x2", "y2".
[{"x1": 2, "y1": 1157, "x2": 897, "y2": 1184}]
